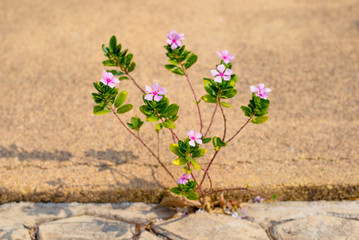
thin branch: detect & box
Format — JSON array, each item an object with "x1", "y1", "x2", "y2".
[
  {"x1": 180, "y1": 65, "x2": 203, "y2": 132},
  {"x1": 159, "y1": 118, "x2": 179, "y2": 142},
  {"x1": 188, "y1": 163, "x2": 205, "y2": 196},
  {"x1": 218, "y1": 102, "x2": 227, "y2": 141},
  {"x1": 205, "y1": 187, "x2": 272, "y2": 201},
  {"x1": 199, "y1": 150, "x2": 219, "y2": 187},
  {"x1": 108, "y1": 104, "x2": 176, "y2": 183},
  {"x1": 125, "y1": 71, "x2": 146, "y2": 94},
  {"x1": 157, "y1": 131, "x2": 160, "y2": 160},
  {"x1": 204, "y1": 103, "x2": 218, "y2": 138},
  {"x1": 227, "y1": 117, "x2": 252, "y2": 144}
]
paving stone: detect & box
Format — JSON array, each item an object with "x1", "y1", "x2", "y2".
[
  {"x1": 153, "y1": 212, "x2": 268, "y2": 240},
  {"x1": 269, "y1": 215, "x2": 359, "y2": 240},
  {"x1": 246, "y1": 200, "x2": 359, "y2": 227},
  {"x1": 0, "y1": 226, "x2": 31, "y2": 240},
  {"x1": 0, "y1": 202, "x2": 176, "y2": 228},
  {"x1": 138, "y1": 230, "x2": 161, "y2": 240},
  {"x1": 38, "y1": 215, "x2": 135, "y2": 240}
]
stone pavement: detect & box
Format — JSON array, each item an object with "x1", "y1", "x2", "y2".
[
  {"x1": 1, "y1": 0, "x2": 359, "y2": 202},
  {"x1": 0, "y1": 201, "x2": 358, "y2": 240}
]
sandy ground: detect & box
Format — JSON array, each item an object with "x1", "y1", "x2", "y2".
[{"x1": 0, "y1": 0, "x2": 358, "y2": 202}]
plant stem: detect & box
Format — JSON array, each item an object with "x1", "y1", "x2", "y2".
[
  {"x1": 180, "y1": 65, "x2": 203, "y2": 132},
  {"x1": 125, "y1": 71, "x2": 146, "y2": 94},
  {"x1": 199, "y1": 150, "x2": 219, "y2": 187},
  {"x1": 157, "y1": 131, "x2": 160, "y2": 160},
  {"x1": 227, "y1": 117, "x2": 252, "y2": 144},
  {"x1": 188, "y1": 163, "x2": 205, "y2": 196},
  {"x1": 108, "y1": 104, "x2": 176, "y2": 183},
  {"x1": 218, "y1": 102, "x2": 227, "y2": 141},
  {"x1": 204, "y1": 104, "x2": 218, "y2": 138},
  {"x1": 205, "y1": 187, "x2": 272, "y2": 201}
]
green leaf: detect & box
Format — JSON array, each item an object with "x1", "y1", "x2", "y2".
[
  {"x1": 202, "y1": 137, "x2": 211, "y2": 144},
  {"x1": 139, "y1": 105, "x2": 153, "y2": 117},
  {"x1": 165, "y1": 64, "x2": 184, "y2": 75},
  {"x1": 125, "y1": 53, "x2": 133, "y2": 64},
  {"x1": 146, "y1": 115, "x2": 159, "y2": 122},
  {"x1": 271, "y1": 194, "x2": 277, "y2": 200},
  {"x1": 102, "y1": 60, "x2": 117, "y2": 66},
  {"x1": 252, "y1": 115, "x2": 269, "y2": 124},
  {"x1": 221, "y1": 88, "x2": 237, "y2": 99},
  {"x1": 155, "y1": 123, "x2": 163, "y2": 131},
  {"x1": 192, "y1": 148, "x2": 207, "y2": 158},
  {"x1": 126, "y1": 123, "x2": 134, "y2": 129},
  {"x1": 232, "y1": 75, "x2": 239, "y2": 83},
  {"x1": 201, "y1": 95, "x2": 217, "y2": 103},
  {"x1": 168, "y1": 59, "x2": 179, "y2": 65},
  {"x1": 184, "y1": 54, "x2": 198, "y2": 69},
  {"x1": 170, "y1": 187, "x2": 183, "y2": 195},
  {"x1": 185, "y1": 192, "x2": 199, "y2": 200},
  {"x1": 102, "y1": 44, "x2": 108, "y2": 54},
  {"x1": 116, "y1": 104, "x2": 133, "y2": 114},
  {"x1": 241, "y1": 106, "x2": 252, "y2": 117},
  {"x1": 172, "y1": 157, "x2": 188, "y2": 166},
  {"x1": 107, "y1": 70, "x2": 124, "y2": 76},
  {"x1": 170, "y1": 143, "x2": 184, "y2": 157},
  {"x1": 119, "y1": 76, "x2": 129, "y2": 81},
  {"x1": 93, "y1": 105, "x2": 111, "y2": 115},
  {"x1": 212, "y1": 137, "x2": 226, "y2": 151},
  {"x1": 162, "y1": 119, "x2": 175, "y2": 129},
  {"x1": 203, "y1": 79, "x2": 217, "y2": 97},
  {"x1": 128, "y1": 62, "x2": 136, "y2": 72},
  {"x1": 109, "y1": 36, "x2": 117, "y2": 52},
  {"x1": 220, "y1": 102, "x2": 232, "y2": 108},
  {"x1": 186, "y1": 156, "x2": 200, "y2": 170},
  {"x1": 163, "y1": 104, "x2": 179, "y2": 118},
  {"x1": 114, "y1": 90, "x2": 128, "y2": 108},
  {"x1": 185, "y1": 181, "x2": 197, "y2": 191}
]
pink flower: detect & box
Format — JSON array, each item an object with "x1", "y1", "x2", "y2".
[
  {"x1": 100, "y1": 70, "x2": 119, "y2": 88},
  {"x1": 145, "y1": 83, "x2": 167, "y2": 102},
  {"x1": 187, "y1": 130, "x2": 202, "y2": 147},
  {"x1": 210, "y1": 64, "x2": 233, "y2": 83},
  {"x1": 177, "y1": 174, "x2": 191, "y2": 185},
  {"x1": 250, "y1": 83, "x2": 272, "y2": 99},
  {"x1": 217, "y1": 50, "x2": 234, "y2": 64},
  {"x1": 166, "y1": 31, "x2": 185, "y2": 50}
]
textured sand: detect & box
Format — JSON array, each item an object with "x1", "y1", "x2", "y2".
[{"x1": 0, "y1": 0, "x2": 358, "y2": 202}]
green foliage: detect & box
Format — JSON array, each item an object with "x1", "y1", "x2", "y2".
[
  {"x1": 92, "y1": 82, "x2": 119, "y2": 114},
  {"x1": 241, "y1": 94, "x2": 270, "y2": 124},
  {"x1": 93, "y1": 105, "x2": 111, "y2": 115},
  {"x1": 114, "y1": 90, "x2": 127, "y2": 108},
  {"x1": 117, "y1": 104, "x2": 133, "y2": 114},
  {"x1": 170, "y1": 180, "x2": 199, "y2": 200},
  {"x1": 126, "y1": 116, "x2": 144, "y2": 131},
  {"x1": 102, "y1": 35, "x2": 136, "y2": 73},
  {"x1": 201, "y1": 73, "x2": 238, "y2": 104},
  {"x1": 164, "y1": 45, "x2": 198, "y2": 73},
  {"x1": 139, "y1": 96, "x2": 179, "y2": 131},
  {"x1": 202, "y1": 137, "x2": 211, "y2": 144},
  {"x1": 220, "y1": 102, "x2": 232, "y2": 108},
  {"x1": 212, "y1": 137, "x2": 227, "y2": 151}
]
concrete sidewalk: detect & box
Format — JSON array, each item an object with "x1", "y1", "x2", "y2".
[
  {"x1": 1, "y1": 201, "x2": 358, "y2": 239},
  {"x1": 0, "y1": 0, "x2": 358, "y2": 202}
]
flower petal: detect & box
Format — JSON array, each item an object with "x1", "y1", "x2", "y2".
[
  {"x1": 176, "y1": 41, "x2": 182, "y2": 47},
  {"x1": 195, "y1": 139, "x2": 202, "y2": 145},
  {"x1": 154, "y1": 95, "x2": 163, "y2": 102},
  {"x1": 112, "y1": 77, "x2": 120, "y2": 84},
  {"x1": 152, "y1": 83, "x2": 160, "y2": 91},
  {"x1": 257, "y1": 83, "x2": 265, "y2": 89},
  {"x1": 102, "y1": 70, "x2": 108, "y2": 79},
  {"x1": 178, "y1": 33, "x2": 185, "y2": 39},
  {"x1": 250, "y1": 86, "x2": 258, "y2": 93},
  {"x1": 100, "y1": 78, "x2": 107, "y2": 85},
  {"x1": 144, "y1": 94, "x2": 153, "y2": 101},
  {"x1": 224, "y1": 68, "x2": 233, "y2": 76},
  {"x1": 108, "y1": 82, "x2": 116, "y2": 88},
  {"x1": 211, "y1": 69, "x2": 219, "y2": 77},
  {"x1": 189, "y1": 130, "x2": 194, "y2": 137},
  {"x1": 222, "y1": 50, "x2": 229, "y2": 56},
  {"x1": 166, "y1": 39, "x2": 172, "y2": 45},
  {"x1": 223, "y1": 75, "x2": 231, "y2": 81},
  {"x1": 184, "y1": 174, "x2": 191, "y2": 179},
  {"x1": 145, "y1": 85, "x2": 152, "y2": 93},
  {"x1": 171, "y1": 43, "x2": 178, "y2": 49},
  {"x1": 223, "y1": 59, "x2": 230, "y2": 64},
  {"x1": 217, "y1": 64, "x2": 225, "y2": 73},
  {"x1": 264, "y1": 88, "x2": 272, "y2": 93},
  {"x1": 194, "y1": 131, "x2": 202, "y2": 139},
  {"x1": 189, "y1": 140, "x2": 195, "y2": 147},
  {"x1": 157, "y1": 87, "x2": 167, "y2": 95},
  {"x1": 216, "y1": 51, "x2": 223, "y2": 58},
  {"x1": 228, "y1": 54, "x2": 234, "y2": 60},
  {"x1": 214, "y1": 76, "x2": 222, "y2": 83}
]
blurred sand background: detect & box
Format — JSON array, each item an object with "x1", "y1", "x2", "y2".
[{"x1": 0, "y1": 0, "x2": 358, "y2": 202}]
